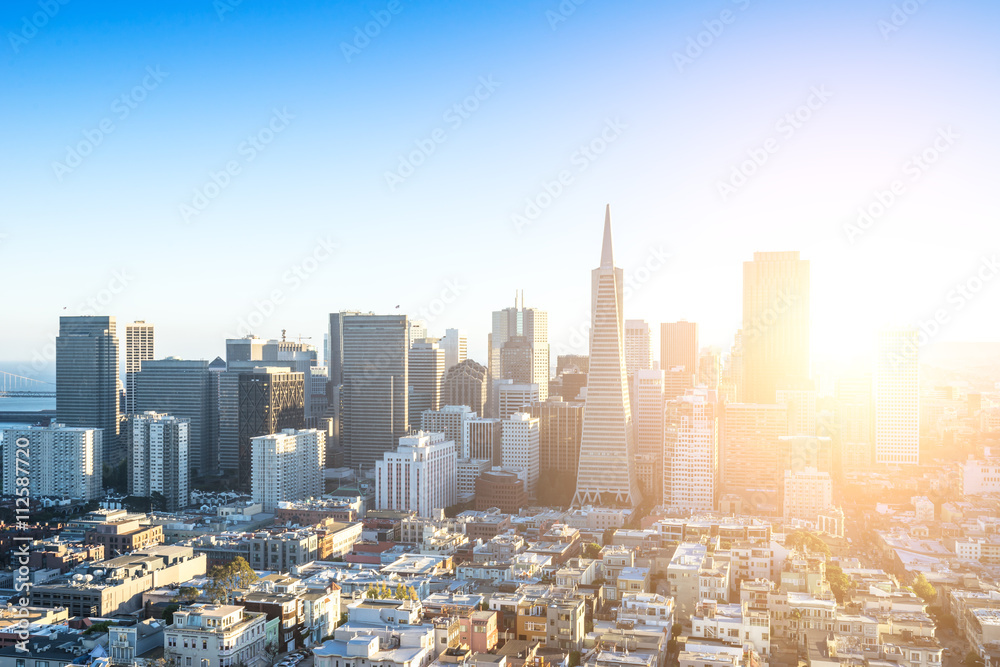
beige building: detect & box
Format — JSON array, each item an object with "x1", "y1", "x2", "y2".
[{"x1": 165, "y1": 604, "x2": 267, "y2": 667}]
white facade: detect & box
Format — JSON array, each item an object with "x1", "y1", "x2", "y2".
[
  {"x1": 497, "y1": 382, "x2": 540, "y2": 420},
  {"x1": 375, "y1": 432, "x2": 457, "y2": 517},
  {"x1": 165, "y1": 604, "x2": 267, "y2": 667},
  {"x1": 691, "y1": 600, "x2": 770, "y2": 656},
  {"x1": 501, "y1": 412, "x2": 540, "y2": 496},
  {"x1": 635, "y1": 369, "x2": 665, "y2": 504},
  {"x1": 624, "y1": 319, "x2": 654, "y2": 377},
  {"x1": 251, "y1": 428, "x2": 326, "y2": 512},
  {"x1": 1, "y1": 423, "x2": 102, "y2": 500},
  {"x1": 128, "y1": 411, "x2": 189, "y2": 511},
  {"x1": 783, "y1": 467, "x2": 832, "y2": 522},
  {"x1": 666, "y1": 390, "x2": 717, "y2": 511},
  {"x1": 440, "y1": 328, "x2": 468, "y2": 371},
  {"x1": 421, "y1": 405, "x2": 475, "y2": 455},
  {"x1": 959, "y1": 458, "x2": 1000, "y2": 495},
  {"x1": 464, "y1": 417, "x2": 502, "y2": 462},
  {"x1": 124, "y1": 320, "x2": 154, "y2": 416},
  {"x1": 875, "y1": 327, "x2": 920, "y2": 465},
  {"x1": 456, "y1": 458, "x2": 491, "y2": 497}
]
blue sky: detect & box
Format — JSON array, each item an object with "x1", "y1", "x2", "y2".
[{"x1": 2, "y1": 0, "x2": 999, "y2": 379}]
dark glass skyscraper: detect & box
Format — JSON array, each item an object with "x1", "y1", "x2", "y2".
[
  {"x1": 56, "y1": 316, "x2": 120, "y2": 469},
  {"x1": 236, "y1": 367, "x2": 305, "y2": 489}
]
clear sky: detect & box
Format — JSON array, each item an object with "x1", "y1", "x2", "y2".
[{"x1": 2, "y1": 0, "x2": 999, "y2": 380}]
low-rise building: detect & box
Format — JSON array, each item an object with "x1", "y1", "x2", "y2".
[{"x1": 165, "y1": 604, "x2": 267, "y2": 667}]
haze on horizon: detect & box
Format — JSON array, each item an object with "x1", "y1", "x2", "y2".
[{"x1": 2, "y1": 0, "x2": 999, "y2": 379}]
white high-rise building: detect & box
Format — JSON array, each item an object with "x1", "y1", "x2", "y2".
[
  {"x1": 573, "y1": 207, "x2": 642, "y2": 508},
  {"x1": 501, "y1": 412, "x2": 540, "y2": 496},
  {"x1": 440, "y1": 328, "x2": 468, "y2": 371},
  {"x1": 124, "y1": 320, "x2": 154, "y2": 416},
  {"x1": 421, "y1": 405, "x2": 476, "y2": 453},
  {"x1": 127, "y1": 411, "x2": 189, "y2": 511},
  {"x1": 457, "y1": 458, "x2": 491, "y2": 498},
  {"x1": 251, "y1": 428, "x2": 326, "y2": 512},
  {"x1": 665, "y1": 389, "x2": 717, "y2": 511},
  {"x1": 624, "y1": 320, "x2": 654, "y2": 377},
  {"x1": 1, "y1": 423, "x2": 102, "y2": 500},
  {"x1": 875, "y1": 327, "x2": 920, "y2": 465},
  {"x1": 409, "y1": 339, "x2": 446, "y2": 417},
  {"x1": 375, "y1": 431, "x2": 457, "y2": 516},
  {"x1": 497, "y1": 382, "x2": 540, "y2": 420},
  {"x1": 464, "y1": 417, "x2": 502, "y2": 463}
]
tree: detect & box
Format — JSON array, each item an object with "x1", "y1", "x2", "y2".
[
  {"x1": 786, "y1": 530, "x2": 831, "y2": 556},
  {"x1": 963, "y1": 650, "x2": 984, "y2": 667},
  {"x1": 568, "y1": 651, "x2": 581, "y2": 667},
  {"x1": 265, "y1": 642, "x2": 279, "y2": 666},
  {"x1": 150, "y1": 491, "x2": 168, "y2": 512},
  {"x1": 912, "y1": 573, "x2": 937, "y2": 603},
  {"x1": 583, "y1": 543, "x2": 601, "y2": 559},
  {"x1": 163, "y1": 604, "x2": 180, "y2": 626},
  {"x1": 207, "y1": 557, "x2": 258, "y2": 603},
  {"x1": 826, "y1": 564, "x2": 851, "y2": 604},
  {"x1": 408, "y1": 586, "x2": 419, "y2": 601},
  {"x1": 178, "y1": 586, "x2": 199, "y2": 603}
]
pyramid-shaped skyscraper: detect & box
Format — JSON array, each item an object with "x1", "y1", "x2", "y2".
[{"x1": 572, "y1": 206, "x2": 642, "y2": 508}]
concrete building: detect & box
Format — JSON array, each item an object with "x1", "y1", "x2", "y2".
[
  {"x1": 661, "y1": 321, "x2": 699, "y2": 377},
  {"x1": 124, "y1": 320, "x2": 154, "y2": 416},
  {"x1": 634, "y1": 369, "x2": 665, "y2": 505},
  {"x1": 375, "y1": 432, "x2": 457, "y2": 517},
  {"x1": 624, "y1": 320, "x2": 654, "y2": 379},
  {"x1": 440, "y1": 328, "x2": 468, "y2": 371},
  {"x1": 1, "y1": 423, "x2": 102, "y2": 500},
  {"x1": 251, "y1": 428, "x2": 326, "y2": 512},
  {"x1": 665, "y1": 389, "x2": 717, "y2": 511},
  {"x1": 165, "y1": 604, "x2": 267, "y2": 667},
  {"x1": 410, "y1": 339, "x2": 447, "y2": 418},
  {"x1": 719, "y1": 403, "x2": 788, "y2": 513},
  {"x1": 442, "y1": 360, "x2": 488, "y2": 416},
  {"x1": 475, "y1": 469, "x2": 527, "y2": 514},
  {"x1": 127, "y1": 411, "x2": 189, "y2": 511},
  {"x1": 501, "y1": 412, "x2": 540, "y2": 497},
  {"x1": 527, "y1": 397, "x2": 584, "y2": 506},
  {"x1": 464, "y1": 417, "x2": 502, "y2": 464},
  {"x1": 875, "y1": 327, "x2": 920, "y2": 465},
  {"x1": 497, "y1": 382, "x2": 540, "y2": 421},
  {"x1": 422, "y1": 405, "x2": 476, "y2": 455},
  {"x1": 783, "y1": 468, "x2": 832, "y2": 523}
]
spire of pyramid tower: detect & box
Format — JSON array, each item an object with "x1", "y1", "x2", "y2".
[{"x1": 600, "y1": 204, "x2": 614, "y2": 269}]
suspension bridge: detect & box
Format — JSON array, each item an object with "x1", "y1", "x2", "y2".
[{"x1": 0, "y1": 372, "x2": 56, "y2": 398}]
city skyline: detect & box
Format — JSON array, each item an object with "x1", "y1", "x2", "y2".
[{"x1": 2, "y1": 1, "x2": 999, "y2": 377}]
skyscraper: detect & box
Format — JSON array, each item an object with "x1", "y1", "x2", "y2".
[
  {"x1": 1, "y1": 424, "x2": 103, "y2": 501},
  {"x1": 127, "y1": 411, "x2": 189, "y2": 511},
  {"x1": 528, "y1": 398, "x2": 584, "y2": 507},
  {"x1": 134, "y1": 359, "x2": 214, "y2": 478},
  {"x1": 124, "y1": 321, "x2": 154, "y2": 416},
  {"x1": 409, "y1": 339, "x2": 446, "y2": 417},
  {"x1": 633, "y1": 369, "x2": 665, "y2": 505},
  {"x1": 719, "y1": 402, "x2": 787, "y2": 512},
  {"x1": 56, "y1": 316, "x2": 120, "y2": 469},
  {"x1": 329, "y1": 312, "x2": 409, "y2": 469},
  {"x1": 624, "y1": 320, "x2": 654, "y2": 377},
  {"x1": 251, "y1": 428, "x2": 325, "y2": 512},
  {"x1": 237, "y1": 367, "x2": 306, "y2": 489},
  {"x1": 226, "y1": 336, "x2": 265, "y2": 364},
  {"x1": 660, "y1": 321, "x2": 698, "y2": 375},
  {"x1": 489, "y1": 296, "x2": 549, "y2": 409},
  {"x1": 501, "y1": 412, "x2": 540, "y2": 497},
  {"x1": 440, "y1": 328, "x2": 468, "y2": 371},
  {"x1": 375, "y1": 432, "x2": 457, "y2": 516},
  {"x1": 875, "y1": 327, "x2": 920, "y2": 465},
  {"x1": 572, "y1": 206, "x2": 642, "y2": 508},
  {"x1": 664, "y1": 389, "x2": 717, "y2": 511},
  {"x1": 442, "y1": 359, "x2": 488, "y2": 415},
  {"x1": 741, "y1": 251, "x2": 810, "y2": 404}
]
